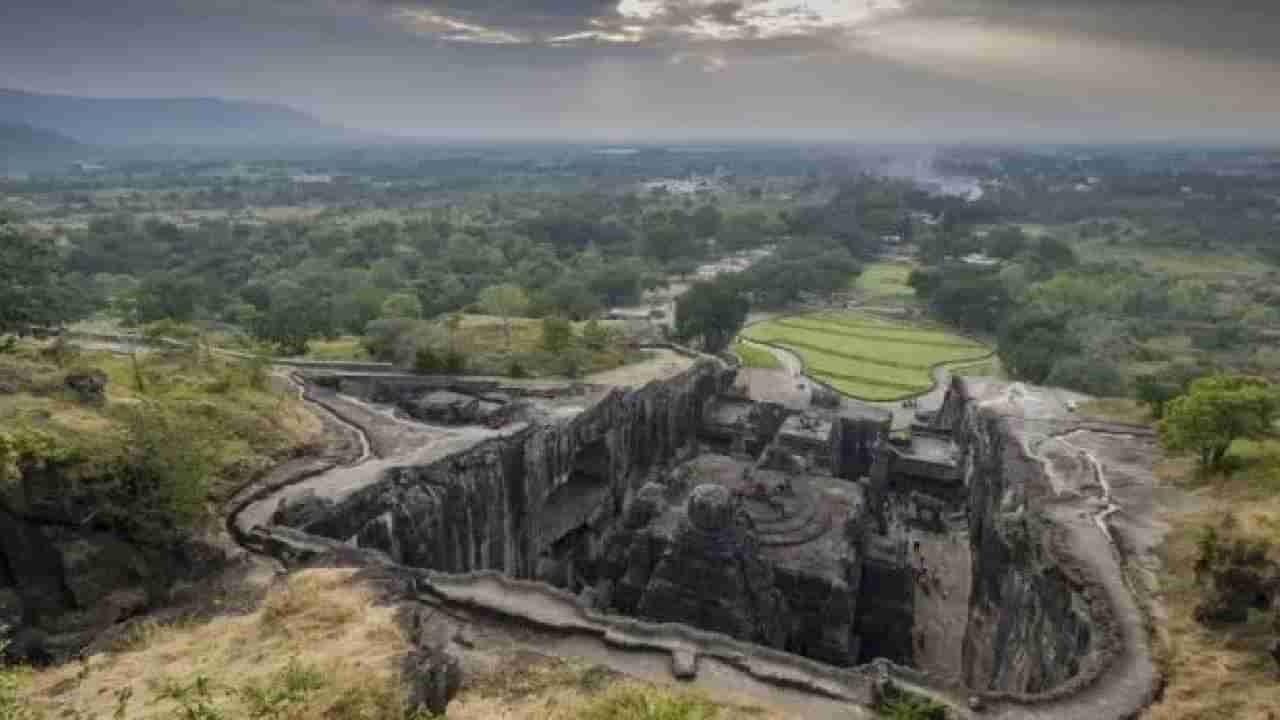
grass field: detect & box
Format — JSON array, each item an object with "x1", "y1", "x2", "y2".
[
  {"x1": 732, "y1": 341, "x2": 782, "y2": 369},
  {"x1": 848, "y1": 261, "x2": 916, "y2": 301},
  {"x1": 741, "y1": 311, "x2": 989, "y2": 401}
]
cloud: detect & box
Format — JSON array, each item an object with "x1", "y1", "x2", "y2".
[{"x1": 893, "y1": 0, "x2": 1280, "y2": 62}]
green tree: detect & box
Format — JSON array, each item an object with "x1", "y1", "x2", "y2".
[
  {"x1": 1159, "y1": 375, "x2": 1280, "y2": 470},
  {"x1": 675, "y1": 278, "x2": 749, "y2": 354},
  {"x1": 479, "y1": 284, "x2": 530, "y2": 350},
  {"x1": 541, "y1": 316, "x2": 574, "y2": 353},
  {"x1": 582, "y1": 319, "x2": 610, "y2": 351},
  {"x1": 381, "y1": 292, "x2": 423, "y2": 319},
  {"x1": 0, "y1": 213, "x2": 83, "y2": 335},
  {"x1": 692, "y1": 204, "x2": 723, "y2": 238},
  {"x1": 132, "y1": 273, "x2": 204, "y2": 324}
]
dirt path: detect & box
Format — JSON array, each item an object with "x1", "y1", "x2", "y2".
[{"x1": 584, "y1": 348, "x2": 694, "y2": 387}]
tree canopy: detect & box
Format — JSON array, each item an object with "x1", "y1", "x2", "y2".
[
  {"x1": 675, "y1": 278, "x2": 750, "y2": 354},
  {"x1": 1159, "y1": 375, "x2": 1280, "y2": 470},
  {"x1": 0, "y1": 214, "x2": 84, "y2": 335}
]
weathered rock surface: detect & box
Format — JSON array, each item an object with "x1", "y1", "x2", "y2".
[
  {"x1": 633, "y1": 484, "x2": 789, "y2": 647},
  {"x1": 410, "y1": 390, "x2": 484, "y2": 425},
  {"x1": 286, "y1": 360, "x2": 728, "y2": 581},
  {"x1": 937, "y1": 379, "x2": 1095, "y2": 693},
  {"x1": 64, "y1": 369, "x2": 107, "y2": 405}
]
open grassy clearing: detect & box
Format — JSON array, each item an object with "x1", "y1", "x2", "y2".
[
  {"x1": 15, "y1": 568, "x2": 794, "y2": 720},
  {"x1": 302, "y1": 336, "x2": 371, "y2": 361},
  {"x1": 742, "y1": 311, "x2": 989, "y2": 401},
  {"x1": 732, "y1": 340, "x2": 782, "y2": 369},
  {"x1": 1146, "y1": 438, "x2": 1280, "y2": 720},
  {"x1": 0, "y1": 340, "x2": 321, "y2": 504},
  {"x1": 847, "y1": 261, "x2": 916, "y2": 300}
]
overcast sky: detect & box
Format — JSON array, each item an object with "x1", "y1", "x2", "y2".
[{"x1": 4, "y1": 1, "x2": 1280, "y2": 142}]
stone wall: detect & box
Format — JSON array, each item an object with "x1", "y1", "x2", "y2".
[
  {"x1": 289, "y1": 360, "x2": 729, "y2": 581},
  {"x1": 940, "y1": 378, "x2": 1094, "y2": 693}
]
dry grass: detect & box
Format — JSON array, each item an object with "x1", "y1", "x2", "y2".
[
  {"x1": 1146, "y1": 442, "x2": 1280, "y2": 720},
  {"x1": 446, "y1": 654, "x2": 789, "y2": 720},
  {"x1": 1077, "y1": 398, "x2": 1152, "y2": 426},
  {"x1": 20, "y1": 569, "x2": 409, "y2": 720}
]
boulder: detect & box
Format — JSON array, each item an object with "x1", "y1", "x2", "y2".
[
  {"x1": 402, "y1": 608, "x2": 463, "y2": 716},
  {"x1": 403, "y1": 645, "x2": 463, "y2": 716},
  {"x1": 0, "y1": 511, "x2": 69, "y2": 623},
  {"x1": 63, "y1": 369, "x2": 108, "y2": 405},
  {"x1": 271, "y1": 489, "x2": 337, "y2": 530},
  {"x1": 52, "y1": 532, "x2": 149, "y2": 609},
  {"x1": 411, "y1": 391, "x2": 481, "y2": 425}
]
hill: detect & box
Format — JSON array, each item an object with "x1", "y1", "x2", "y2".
[
  {"x1": 0, "y1": 88, "x2": 366, "y2": 146},
  {"x1": 0, "y1": 121, "x2": 86, "y2": 172},
  {"x1": 0, "y1": 121, "x2": 80, "y2": 152}
]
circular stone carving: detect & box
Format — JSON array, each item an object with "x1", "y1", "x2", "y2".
[{"x1": 687, "y1": 484, "x2": 735, "y2": 531}]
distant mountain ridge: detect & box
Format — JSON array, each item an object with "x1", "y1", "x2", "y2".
[
  {"x1": 0, "y1": 121, "x2": 81, "y2": 152},
  {"x1": 0, "y1": 121, "x2": 86, "y2": 172},
  {"x1": 0, "y1": 88, "x2": 367, "y2": 146}
]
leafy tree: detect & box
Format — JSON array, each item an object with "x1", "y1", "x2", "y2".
[
  {"x1": 254, "y1": 281, "x2": 331, "y2": 356},
  {"x1": 539, "y1": 276, "x2": 600, "y2": 321},
  {"x1": 675, "y1": 278, "x2": 749, "y2": 354},
  {"x1": 1033, "y1": 236, "x2": 1078, "y2": 274},
  {"x1": 1159, "y1": 375, "x2": 1280, "y2": 470},
  {"x1": 1136, "y1": 363, "x2": 1203, "y2": 418},
  {"x1": 479, "y1": 284, "x2": 530, "y2": 350},
  {"x1": 582, "y1": 319, "x2": 611, "y2": 351},
  {"x1": 692, "y1": 204, "x2": 723, "y2": 238},
  {"x1": 999, "y1": 310, "x2": 1080, "y2": 383},
  {"x1": 1046, "y1": 355, "x2": 1127, "y2": 397},
  {"x1": 381, "y1": 292, "x2": 423, "y2": 319},
  {"x1": 0, "y1": 213, "x2": 83, "y2": 335},
  {"x1": 541, "y1": 316, "x2": 574, "y2": 353},
  {"x1": 986, "y1": 226, "x2": 1028, "y2": 259}
]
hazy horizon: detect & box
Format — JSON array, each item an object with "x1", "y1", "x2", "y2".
[{"x1": 5, "y1": 1, "x2": 1280, "y2": 144}]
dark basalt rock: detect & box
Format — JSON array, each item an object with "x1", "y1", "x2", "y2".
[
  {"x1": 270, "y1": 489, "x2": 336, "y2": 529},
  {"x1": 409, "y1": 390, "x2": 498, "y2": 425},
  {"x1": 632, "y1": 484, "x2": 789, "y2": 648},
  {"x1": 402, "y1": 607, "x2": 463, "y2": 716},
  {"x1": 63, "y1": 369, "x2": 107, "y2": 405}
]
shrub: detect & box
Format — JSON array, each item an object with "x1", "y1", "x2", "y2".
[
  {"x1": 0, "y1": 630, "x2": 37, "y2": 720},
  {"x1": 413, "y1": 347, "x2": 442, "y2": 374},
  {"x1": 443, "y1": 350, "x2": 467, "y2": 375},
  {"x1": 541, "y1": 316, "x2": 574, "y2": 353},
  {"x1": 873, "y1": 682, "x2": 948, "y2": 720},
  {"x1": 1045, "y1": 355, "x2": 1128, "y2": 397},
  {"x1": 575, "y1": 684, "x2": 718, "y2": 720},
  {"x1": 100, "y1": 403, "x2": 219, "y2": 539},
  {"x1": 582, "y1": 319, "x2": 611, "y2": 351},
  {"x1": 508, "y1": 359, "x2": 529, "y2": 379}
]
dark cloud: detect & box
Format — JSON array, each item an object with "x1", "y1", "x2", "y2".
[
  {"x1": 1, "y1": 0, "x2": 1278, "y2": 142},
  {"x1": 897, "y1": 0, "x2": 1280, "y2": 62}
]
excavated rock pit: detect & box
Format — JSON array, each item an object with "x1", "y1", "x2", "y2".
[{"x1": 231, "y1": 361, "x2": 1167, "y2": 718}]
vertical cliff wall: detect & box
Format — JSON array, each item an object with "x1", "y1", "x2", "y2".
[
  {"x1": 939, "y1": 379, "x2": 1094, "y2": 693},
  {"x1": 294, "y1": 361, "x2": 729, "y2": 581}
]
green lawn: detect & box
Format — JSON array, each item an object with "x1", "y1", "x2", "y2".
[
  {"x1": 303, "y1": 336, "x2": 370, "y2": 361},
  {"x1": 741, "y1": 311, "x2": 990, "y2": 401},
  {"x1": 848, "y1": 261, "x2": 916, "y2": 300},
  {"x1": 732, "y1": 341, "x2": 782, "y2": 369}
]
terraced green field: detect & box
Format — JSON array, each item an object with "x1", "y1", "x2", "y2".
[
  {"x1": 732, "y1": 340, "x2": 782, "y2": 369},
  {"x1": 741, "y1": 312, "x2": 990, "y2": 401}
]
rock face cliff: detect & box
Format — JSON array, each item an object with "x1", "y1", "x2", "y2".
[
  {"x1": 0, "y1": 503, "x2": 227, "y2": 659},
  {"x1": 938, "y1": 379, "x2": 1093, "y2": 693},
  {"x1": 288, "y1": 361, "x2": 728, "y2": 580}
]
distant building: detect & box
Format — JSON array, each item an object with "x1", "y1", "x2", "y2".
[{"x1": 960, "y1": 252, "x2": 1000, "y2": 267}]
